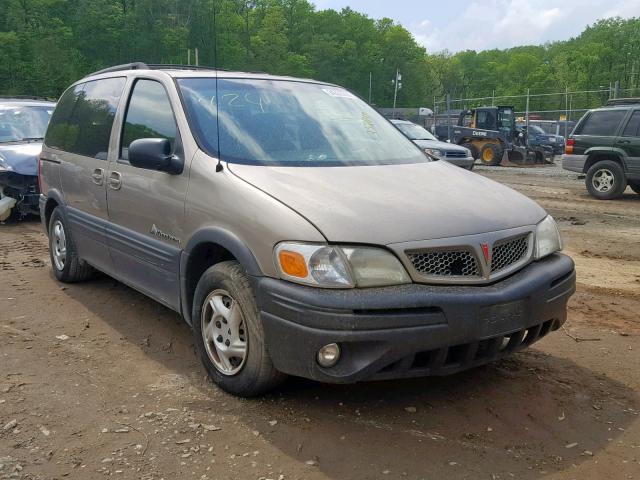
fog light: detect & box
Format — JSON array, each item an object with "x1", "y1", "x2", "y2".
[{"x1": 317, "y1": 343, "x2": 341, "y2": 368}]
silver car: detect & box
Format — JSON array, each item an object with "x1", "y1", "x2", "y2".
[
  {"x1": 0, "y1": 98, "x2": 55, "y2": 220},
  {"x1": 39, "y1": 64, "x2": 575, "y2": 396},
  {"x1": 390, "y1": 119, "x2": 475, "y2": 170}
]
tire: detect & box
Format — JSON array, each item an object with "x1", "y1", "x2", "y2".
[
  {"x1": 48, "y1": 207, "x2": 94, "y2": 282},
  {"x1": 192, "y1": 261, "x2": 285, "y2": 397},
  {"x1": 629, "y1": 180, "x2": 640, "y2": 195},
  {"x1": 479, "y1": 143, "x2": 503, "y2": 166},
  {"x1": 585, "y1": 160, "x2": 627, "y2": 200},
  {"x1": 461, "y1": 142, "x2": 479, "y2": 160}
]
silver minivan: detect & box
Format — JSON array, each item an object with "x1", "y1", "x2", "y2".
[{"x1": 39, "y1": 63, "x2": 575, "y2": 396}]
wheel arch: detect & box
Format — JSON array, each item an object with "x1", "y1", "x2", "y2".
[
  {"x1": 180, "y1": 227, "x2": 263, "y2": 325},
  {"x1": 584, "y1": 149, "x2": 626, "y2": 173},
  {"x1": 42, "y1": 189, "x2": 66, "y2": 233}
]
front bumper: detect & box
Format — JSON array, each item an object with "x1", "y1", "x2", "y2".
[
  {"x1": 562, "y1": 154, "x2": 587, "y2": 173},
  {"x1": 255, "y1": 253, "x2": 575, "y2": 383},
  {"x1": 445, "y1": 156, "x2": 475, "y2": 170}
]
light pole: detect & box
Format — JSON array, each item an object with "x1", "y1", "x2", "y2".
[{"x1": 392, "y1": 69, "x2": 402, "y2": 114}]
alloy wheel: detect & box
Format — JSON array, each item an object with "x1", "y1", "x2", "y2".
[{"x1": 201, "y1": 289, "x2": 248, "y2": 376}]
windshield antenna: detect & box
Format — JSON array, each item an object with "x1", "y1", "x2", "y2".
[{"x1": 213, "y1": 0, "x2": 223, "y2": 173}]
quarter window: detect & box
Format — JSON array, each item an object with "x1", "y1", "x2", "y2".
[
  {"x1": 121, "y1": 80, "x2": 177, "y2": 160},
  {"x1": 622, "y1": 111, "x2": 640, "y2": 137},
  {"x1": 578, "y1": 110, "x2": 627, "y2": 137},
  {"x1": 45, "y1": 79, "x2": 125, "y2": 157}
]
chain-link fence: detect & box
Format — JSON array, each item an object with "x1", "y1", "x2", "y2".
[{"x1": 428, "y1": 86, "x2": 636, "y2": 139}]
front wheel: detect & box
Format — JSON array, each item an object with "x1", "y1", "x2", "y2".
[
  {"x1": 585, "y1": 160, "x2": 627, "y2": 200},
  {"x1": 192, "y1": 261, "x2": 285, "y2": 397},
  {"x1": 479, "y1": 143, "x2": 503, "y2": 166}
]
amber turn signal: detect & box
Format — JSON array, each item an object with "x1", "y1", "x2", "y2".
[{"x1": 278, "y1": 250, "x2": 308, "y2": 278}]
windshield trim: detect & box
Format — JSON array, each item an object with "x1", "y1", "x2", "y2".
[{"x1": 175, "y1": 77, "x2": 428, "y2": 168}]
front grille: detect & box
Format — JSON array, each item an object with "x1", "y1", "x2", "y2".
[
  {"x1": 491, "y1": 235, "x2": 529, "y2": 273},
  {"x1": 374, "y1": 318, "x2": 559, "y2": 380},
  {"x1": 407, "y1": 250, "x2": 480, "y2": 277},
  {"x1": 445, "y1": 151, "x2": 467, "y2": 158}
]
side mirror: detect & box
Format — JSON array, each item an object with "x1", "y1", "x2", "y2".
[{"x1": 128, "y1": 138, "x2": 183, "y2": 174}]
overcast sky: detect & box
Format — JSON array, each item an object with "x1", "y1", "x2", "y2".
[{"x1": 312, "y1": 0, "x2": 640, "y2": 53}]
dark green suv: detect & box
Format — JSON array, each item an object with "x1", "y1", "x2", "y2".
[{"x1": 563, "y1": 100, "x2": 640, "y2": 199}]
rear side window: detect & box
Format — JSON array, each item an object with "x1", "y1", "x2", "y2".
[
  {"x1": 45, "y1": 78, "x2": 126, "y2": 158},
  {"x1": 578, "y1": 110, "x2": 627, "y2": 136},
  {"x1": 45, "y1": 85, "x2": 83, "y2": 150},
  {"x1": 622, "y1": 111, "x2": 640, "y2": 137},
  {"x1": 120, "y1": 79, "x2": 177, "y2": 161}
]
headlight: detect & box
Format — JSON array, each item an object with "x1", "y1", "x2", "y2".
[
  {"x1": 424, "y1": 148, "x2": 444, "y2": 159},
  {"x1": 275, "y1": 243, "x2": 411, "y2": 288},
  {"x1": 535, "y1": 215, "x2": 562, "y2": 260}
]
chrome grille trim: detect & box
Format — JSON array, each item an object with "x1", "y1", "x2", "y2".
[
  {"x1": 396, "y1": 228, "x2": 535, "y2": 285},
  {"x1": 491, "y1": 234, "x2": 529, "y2": 273}
]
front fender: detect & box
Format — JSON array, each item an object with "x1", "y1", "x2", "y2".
[{"x1": 180, "y1": 227, "x2": 264, "y2": 325}]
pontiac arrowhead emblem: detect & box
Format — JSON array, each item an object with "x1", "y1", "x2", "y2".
[{"x1": 481, "y1": 243, "x2": 491, "y2": 265}]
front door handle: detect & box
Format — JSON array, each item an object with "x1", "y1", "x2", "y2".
[
  {"x1": 618, "y1": 139, "x2": 631, "y2": 144},
  {"x1": 91, "y1": 168, "x2": 104, "y2": 185},
  {"x1": 108, "y1": 171, "x2": 122, "y2": 190}
]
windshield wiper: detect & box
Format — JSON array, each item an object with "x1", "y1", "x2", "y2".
[{"x1": 19, "y1": 137, "x2": 44, "y2": 142}]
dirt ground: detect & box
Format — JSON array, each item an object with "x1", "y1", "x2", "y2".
[{"x1": 1, "y1": 165, "x2": 639, "y2": 480}]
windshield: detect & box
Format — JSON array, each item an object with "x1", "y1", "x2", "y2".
[
  {"x1": 177, "y1": 78, "x2": 426, "y2": 167},
  {"x1": 528, "y1": 125, "x2": 545, "y2": 135},
  {"x1": 394, "y1": 122, "x2": 437, "y2": 141},
  {"x1": 0, "y1": 105, "x2": 53, "y2": 143}
]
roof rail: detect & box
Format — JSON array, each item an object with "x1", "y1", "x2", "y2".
[
  {"x1": 605, "y1": 98, "x2": 640, "y2": 106},
  {"x1": 146, "y1": 64, "x2": 222, "y2": 72},
  {"x1": 85, "y1": 62, "x2": 150, "y2": 77},
  {"x1": 84, "y1": 63, "x2": 266, "y2": 78},
  {"x1": 0, "y1": 95, "x2": 54, "y2": 101}
]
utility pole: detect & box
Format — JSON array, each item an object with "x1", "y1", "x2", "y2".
[
  {"x1": 188, "y1": 49, "x2": 191, "y2": 65},
  {"x1": 392, "y1": 68, "x2": 402, "y2": 114},
  {"x1": 195, "y1": 47, "x2": 199, "y2": 67}
]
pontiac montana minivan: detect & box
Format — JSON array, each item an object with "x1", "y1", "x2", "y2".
[{"x1": 39, "y1": 63, "x2": 576, "y2": 396}]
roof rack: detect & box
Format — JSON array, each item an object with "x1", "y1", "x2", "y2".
[
  {"x1": 86, "y1": 62, "x2": 150, "y2": 77},
  {"x1": 85, "y1": 63, "x2": 226, "y2": 78},
  {"x1": 605, "y1": 98, "x2": 640, "y2": 106}
]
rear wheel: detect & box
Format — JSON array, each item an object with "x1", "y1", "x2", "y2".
[
  {"x1": 479, "y1": 143, "x2": 503, "y2": 166},
  {"x1": 48, "y1": 207, "x2": 94, "y2": 282},
  {"x1": 585, "y1": 160, "x2": 627, "y2": 200},
  {"x1": 192, "y1": 261, "x2": 285, "y2": 397},
  {"x1": 629, "y1": 181, "x2": 640, "y2": 195}
]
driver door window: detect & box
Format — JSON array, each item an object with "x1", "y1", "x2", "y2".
[{"x1": 120, "y1": 79, "x2": 177, "y2": 160}]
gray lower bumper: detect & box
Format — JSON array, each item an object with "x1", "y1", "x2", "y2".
[
  {"x1": 562, "y1": 154, "x2": 587, "y2": 173},
  {"x1": 255, "y1": 253, "x2": 576, "y2": 383},
  {"x1": 445, "y1": 156, "x2": 475, "y2": 169}
]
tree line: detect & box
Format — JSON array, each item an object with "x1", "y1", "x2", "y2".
[{"x1": 1, "y1": 0, "x2": 638, "y2": 110}]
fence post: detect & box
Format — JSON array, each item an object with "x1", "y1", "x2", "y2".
[
  {"x1": 492, "y1": 89, "x2": 495, "y2": 107},
  {"x1": 525, "y1": 89, "x2": 530, "y2": 147},
  {"x1": 564, "y1": 86, "x2": 569, "y2": 140},
  {"x1": 446, "y1": 93, "x2": 451, "y2": 141}
]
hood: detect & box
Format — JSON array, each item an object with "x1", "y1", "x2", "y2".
[
  {"x1": 0, "y1": 143, "x2": 42, "y2": 176},
  {"x1": 229, "y1": 161, "x2": 547, "y2": 245},
  {"x1": 412, "y1": 139, "x2": 468, "y2": 153}
]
